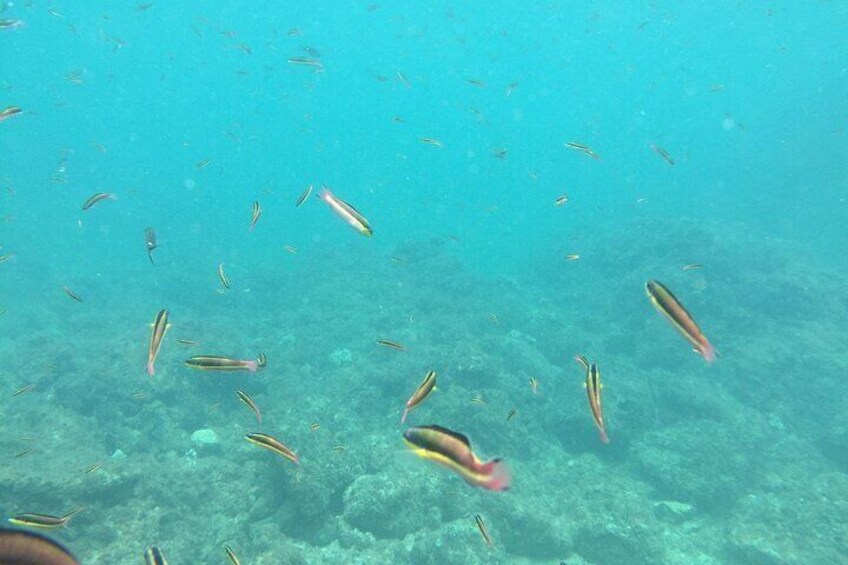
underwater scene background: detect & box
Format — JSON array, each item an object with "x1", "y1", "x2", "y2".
[{"x1": 1, "y1": 1, "x2": 847, "y2": 563}]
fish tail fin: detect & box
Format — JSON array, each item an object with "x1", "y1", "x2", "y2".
[
  {"x1": 400, "y1": 408, "x2": 409, "y2": 424},
  {"x1": 700, "y1": 342, "x2": 717, "y2": 363},
  {"x1": 146, "y1": 363, "x2": 155, "y2": 377},
  {"x1": 600, "y1": 429, "x2": 610, "y2": 444},
  {"x1": 245, "y1": 360, "x2": 259, "y2": 372},
  {"x1": 480, "y1": 459, "x2": 511, "y2": 491},
  {"x1": 62, "y1": 507, "x2": 84, "y2": 521}
]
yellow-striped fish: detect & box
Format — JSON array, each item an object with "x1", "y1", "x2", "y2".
[
  {"x1": 529, "y1": 377, "x2": 538, "y2": 394},
  {"x1": 9, "y1": 508, "x2": 84, "y2": 530},
  {"x1": 245, "y1": 432, "x2": 299, "y2": 465},
  {"x1": 318, "y1": 186, "x2": 372, "y2": 237},
  {"x1": 185, "y1": 353, "x2": 266, "y2": 372},
  {"x1": 0, "y1": 106, "x2": 23, "y2": 121},
  {"x1": 575, "y1": 355, "x2": 608, "y2": 444},
  {"x1": 645, "y1": 280, "x2": 716, "y2": 363},
  {"x1": 144, "y1": 546, "x2": 168, "y2": 565},
  {"x1": 236, "y1": 390, "x2": 262, "y2": 423},
  {"x1": 217, "y1": 263, "x2": 230, "y2": 289},
  {"x1": 249, "y1": 201, "x2": 262, "y2": 231},
  {"x1": 146, "y1": 309, "x2": 170, "y2": 377},
  {"x1": 81, "y1": 192, "x2": 116, "y2": 211},
  {"x1": 224, "y1": 545, "x2": 241, "y2": 565},
  {"x1": 402, "y1": 425, "x2": 510, "y2": 491},
  {"x1": 400, "y1": 370, "x2": 436, "y2": 423},
  {"x1": 295, "y1": 184, "x2": 313, "y2": 207}
]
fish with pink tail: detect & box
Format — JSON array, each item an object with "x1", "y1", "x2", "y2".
[
  {"x1": 146, "y1": 309, "x2": 170, "y2": 377},
  {"x1": 645, "y1": 280, "x2": 717, "y2": 363},
  {"x1": 184, "y1": 353, "x2": 267, "y2": 372},
  {"x1": 403, "y1": 425, "x2": 511, "y2": 491}
]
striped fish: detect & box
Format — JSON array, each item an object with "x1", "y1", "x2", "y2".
[
  {"x1": 400, "y1": 370, "x2": 436, "y2": 423},
  {"x1": 81, "y1": 192, "x2": 116, "y2": 211},
  {"x1": 144, "y1": 546, "x2": 168, "y2": 565},
  {"x1": 645, "y1": 280, "x2": 716, "y2": 362},
  {"x1": 245, "y1": 432, "x2": 299, "y2": 465},
  {"x1": 318, "y1": 186, "x2": 372, "y2": 237},
  {"x1": 402, "y1": 425, "x2": 510, "y2": 491},
  {"x1": 576, "y1": 355, "x2": 608, "y2": 444},
  {"x1": 249, "y1": 201, "x2": 262, "y2": 231},
  {"x1": 236, "y1": 390, "x2": 262, "y2": 423},
  {"x1": 185, "y1": 353, "x2": 266, "y2": 372},
  {"x1": 146, "y1": 309, "x2": 170, "y2": 377},
  {"x1": 9, "y1": 508, "x2": 84, "y2": 530}
]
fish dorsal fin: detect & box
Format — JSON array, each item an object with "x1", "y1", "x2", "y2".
[{"x1": 423, "y1": 425, "x2": 471, "y2": 448}]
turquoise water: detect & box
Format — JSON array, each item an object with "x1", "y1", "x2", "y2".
[{"x1": 1, "y1": 2, "x2": 847, "y2": 563}]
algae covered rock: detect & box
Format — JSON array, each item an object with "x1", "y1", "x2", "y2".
[{"x1": 343, "y1": 472, "x2": 439, "y2": 539}]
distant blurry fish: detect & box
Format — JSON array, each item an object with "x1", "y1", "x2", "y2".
[
  {"x1": 224, "y1": 545, "x2": 241, "y2": 565},
  {"x1": 295, "y1": 184, "x2": 313, "y2": 207},
  {"x1": 302, "y1": 45, "x2": 321, "y2": 57},
  {"x1": 15, "y1": 447, "x2": 35, "y2": 458},
  {"x1": 81, "y1": 192, "x2": 116, "y2": 211},
  {"x1": 376, "y1": 338, "x2": 406, "y2": 351},
  {"x1": 575, "y1": 355, "x2": 608, "y2": 444},
  {"x1": 564, "y1": 254, "x2": 581, "y2": 261},
  {"x1": 506, "y1": 408, "x2": 517, "y2": 421},
  {"x1": 12, "y1": 384, "x2": 36, "y2": 397},
  {"x1": 565, "y1": 141, "x2": 601, "y2": 160},
  {"x1": 0, "y1": 106, "x2": 22, "y2": 122},
  {"x1": 0, "y1": 19, "x2": 24, "y2": 30},
  {"x1": 470, "y1": 394, "x2": 485, "y2": 405},
  {"x1": 288, "y1": 56, "x2": 322, "y2": 68},
  {"x1": 236, "y1": 390, "x2": 262, "y2": 423},
  {"x1": 146, "y1": 309, "x2": 170, "y2": 377},
  {"x1": 309, "y1": 423, "x2": 321, "y2": 431},
  {"x1": 249, "y1": 200, "x2": 262, "y2": 231},
  {"x1": 144, "y1": 227, "x2": 158, "y2": 264},
  {"x1": 185, "y1": 353, "x2": 267, "y2": 372},
  {"x1": 650, "y1": 144, "x2": 675, "y2": 166},
  {"x1": 144, "y1": 546, "x2": 168, "y2": 565},
  {"x1": 0, "y1": 528, "x2": 79, "y2": 565},
  {"x1": 318, "y1": 186, "x2": 373, "y2": 237},
  {"x1": 283, "y1": 245, "x2": 298, "y2": 254},
  {"x1": 467, "y1": 79, "x2": 486, "y2": 87},
  {"x1": 645, "y1": 280, "x2": 716, "y2": 362},
  {"x1": 62, "y1": 285, "x2": 83, "y2": 302},
  {"x1": 245, "y1": 432, "x2": 299, "y2": 465},
  {"x1": 8, "y1": 508, "x2": 84, "y2": 530},
  {"x1": 176, "y1": 338, "x2": 198, "y2": 346},
  {"x1": 401, "y1": 370, "x2": 437, "y2": 423},
  {"x1": 419, "y1": 137, "x2": 443, "y2": 148},
  {"x1": 196, "y1": 158, "x2": 211, "y2": 169},
  {"x1": 396, "y1": 70, "x2": 410, "y2": 87},
  {"x1": 505, "y1": 82, "x2": 519, "y2": 96},
  {"x1": 555, "y1": 194, "x2": 569, "y2": 206},
  {"x1": 529, "y1": 377, "x2": 538, "y2": 394},
  {"x1": 402, "y1": 425, "x2": 511, "y2": 491},
  {"x1": 217, "y1": 263, "x2": 231, "y2": 289},
  {"x1": 491, "y1": 148, "x2": 508, "y2": 159},
  {"x1": 681, "y1": 263, "x2": 703, "y2": 272},
  {"x1": 84, "y1": 463, "x2": 103, "y2": 474},
  {"x1": 475, "y1": 514, "x2": 494, "y2": 547}
]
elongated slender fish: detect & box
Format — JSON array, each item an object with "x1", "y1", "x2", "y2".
[
  {"x1": 249, "y1": 200, "x2": 262, "y2": 231},
  {"x1": 9, "y1": 508, "x2": 84, "y2": 530},
  {"x1": 475, "y1": 514, "x2": 494, "y2": 547},
  {"x1": 245, "y1": 432, "x2": 300, "y2": 465},
  {"x1": 81, "y1": 192, "x2": 116, "y2": 211},
  {"x1": 62, "y1": 285, "x2": 83, "y2": 302},
  {"x1": 185, "y1": 353, "x2": 266, "y2": 372},
  {"x1": 0, "y1": 528, "x2": 79, "y2": 565},
  {"x1": 650, "y1": 143, "x2": 675, "y2": 165},
  {"x1": 217, "y1": 262, "x2": 230, "y2": 289},
  {"x1": 376, "y1": 338, "x2": 406, "y2": 351},
  {"x1": 236, "y1": 390, "x2": 262, "y2": 423},
  {"x1": 318, "y1": 186, "x2": 372, "y2": 237},
  {"x1": 145, "y1": 227, "x2": 157, "y2": 264},
  {"x1": 575, "y1": 355, "x2": 608, "y2": 444},
  {"x1": 295, "y1": 184, "x2": 313, "y2": 207},
  {"x1": 0, "y1": 106, "x2": 22, "y2": 121},
  {"x1": 224, "y1": 545, "x2": 241, "y2": 565},
  {"x1": 565, "y1": 141, "x2": 601, "y2": 160},
  {"x1": 12, "y1": 384, "x2": 36, "y2": 397},
  {"x1": 402, "y1": 425, "x2": 510, "y2": 491},
  {"x1": 400, "y1": 370, "x2": 437, "y2": 423},
  {"x1": 144, "y1": 546, "x2": 168, "y2": 565},
  {"x1": 645, "y1": 280, "x2": 716, "y2": 362},
  {"x1": 146, "y1": 309, "x2": 170, "y2": 377}
]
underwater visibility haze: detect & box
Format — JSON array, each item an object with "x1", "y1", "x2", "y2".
[{"x1": 1, "y1": 1, "x2": 847, "y2": 563}]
